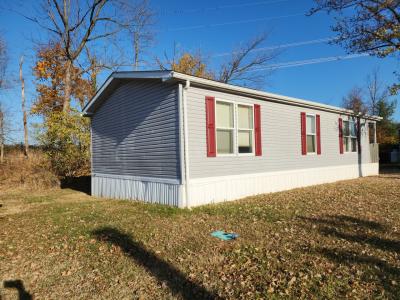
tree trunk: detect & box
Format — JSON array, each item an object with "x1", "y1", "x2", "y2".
[
  {"x1": 0, "y1": 109, "x2": 4, "y2": 164},
  {"x1": 19, "y1": 56, "x2": 29, "y2": 158},
  {"x1": 134, "y1": 32, "x2": 139, "y2": 71},
  {"x1": 63, "y1": 60, "x2": 72, "y2": 112}
]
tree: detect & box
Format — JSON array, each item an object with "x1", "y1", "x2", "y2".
[
  {"x1": 0, "y1": 104, "x2": 4, "y2": 163},
  {"x1": 38, "y1": 109, "x2": 91, "y2": 177},
  {"x1": 342, "y1": 87, "x2": 368, "y2": 114},
  {"x1": 156, "y1": 48, "x2": 214, "y2": 79},
  {"x1": 23, "y1": 0, "x2": 156, "y2": 111},
  {"x1": 157, "y1": 33, "x2": 280, "y2": 87},
  {"x1": 0, "y1": 36, "x2": 7, "y2": 163},
  {"x1": 309, "y1": 1, "x2": 400, "y2": 58},
  {"x1": 366, "y1": 68, "x2": 389, "y2": 115},
  {"x1": 0, "y1": 35, "x2": 6, "y2": 90},
  {"x1": 218, "y1": 33, "x2": 279, "y2": 85},
  {"x1": 364, "y1": 69, "x2": 398, "y2": 144},
  {"x1": 343, "y1": 69, "x2": 398, "y2": 144},
  {"x1": 33, "y1": 42, "x2": 94, "y2": 116},
  {"x1": 309, "y1": 0, "x2": 400, "y2": 93},
  {"x1": 375, "y1": 97, "x2": 398, "y2": 144},
  {"x1": 19, "y1": 56, "x2": 29, "y2": 158},
  {"x1": 33, "y1": 42, "x2": 94, "y2": 177},
  {"x1": 25, "y1": 0, "x2": 125, "y2": 112},
  {"x1": 116, "y1": 0, "x2": 155, "y2": 70}
]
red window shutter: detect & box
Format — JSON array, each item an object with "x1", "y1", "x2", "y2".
[
  {"x1": 300, "y1": 112, "x2": 307, "y2": 155},
  {"x1": 316, "y1": 114, "x2": 321, "y2": 155},
  {"x1": 254, "y1": 104, "x2": 262, "y2": 156},
  {"x1": 205, "y1": 96, "x2": 216, "y2": 157},
  {"x1": 338, "y1": 118, "x2": 344, "y2": 154},
  {"x1": 357, "y1": 117, "x2": 361, "y2": 154}
]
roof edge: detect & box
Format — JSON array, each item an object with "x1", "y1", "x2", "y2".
[
  {"x1": 170, "y1": 71, "x2": 382, "y2": 121},
  {"x1": 82, "y1": 70, "x2": 173, "y2": 116},
  {"x1": 82, "y1": 70, "x2": 382, "y2": 121}
]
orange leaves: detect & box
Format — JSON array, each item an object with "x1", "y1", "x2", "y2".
[
  {"x1": 171, "y1": 53, "x2": 214, "y2": 80},
  {"x1": 32, "y1": 42, "x2": 93, "y2": 116}
]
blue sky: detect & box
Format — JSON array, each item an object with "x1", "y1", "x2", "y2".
[{"x1": 0, "y1": 0, "x2": 399, "y2": 143}]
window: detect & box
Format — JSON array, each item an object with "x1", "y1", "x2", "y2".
[
  {"x1": 215, "y1": 101, "x2": 255, "y2": 155},
  {"x1": 238, "y1": 105, "x2": 253, "y2": 154},
  {"x1": 343, "y1": 120, "x2": 357, "y2": 152},
  {"x1": 216, "y1": 101, "x2": 234, "y2": 154},
  {"x1": 306, "y1": 115, "x2": 316, "y2": 153},
  {"x1": 368, "y1": 122, "x2": 375, "y2": 144}
]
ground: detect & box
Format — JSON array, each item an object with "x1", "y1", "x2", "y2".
[{"x1": 1, "y1": 175, "x2": 399, "y2": 299}]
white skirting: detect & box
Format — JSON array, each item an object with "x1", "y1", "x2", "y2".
[
  {"x1": 186, "y1": 163, "x2": 379, "y2": 207},
  {"x1": 92, "y1": 173, "x2": 183, "y2": 207}
]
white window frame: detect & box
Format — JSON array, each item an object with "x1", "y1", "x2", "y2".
[
  {"x1": 214, "y1": 99, "x2": 255, "y2": 157},
  {"x1": 236, "y1": 102, "x2": 255, "y2": 156},
  {"x1": 306, "y1": 113, "x2": 316, "y2": 155},
  {"x1": 343, "y1": 119, "x2": 357, "y2": 153},
  {"x1": 215, "y1": 99, "x2": 236, "y2": 157}
]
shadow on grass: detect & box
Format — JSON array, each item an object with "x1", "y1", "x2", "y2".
[
  {"x1": 300, "y1": 214, "x2": 400, "y2": 298},
  {"x1": 92, "y1": 227, "x2": 218, "y2": 300},
  {"x1": 300, "y1": 215, "x2": 385, "y2": 231},
  {"x1": 314, "y1": 247, "x2": 400, "y2": 297},
  {"x1": 60, "y1": 176, "x2": 91, "y2": 195},
  {"x1": 3, "y1": 279, "x2": 32, "y2": 300}
]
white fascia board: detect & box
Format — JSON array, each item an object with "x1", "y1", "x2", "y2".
[
  {"x1": 113, "y1": 70, "x2": 173, "y2": 80},
  {"x1": 171, "y1": 72, "x2": 382, "y2": 121},
  {"x1": 83, "y1": 70, "x2": 381, "y2": 121}
]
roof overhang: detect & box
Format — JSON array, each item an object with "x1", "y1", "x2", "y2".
[{"x1": 82, "y1": 70, "x2": 382, "y2": 121}]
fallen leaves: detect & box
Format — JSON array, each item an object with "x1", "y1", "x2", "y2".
[{"x1": 1, "y1": 176, "x2": 400, "y2": 299}]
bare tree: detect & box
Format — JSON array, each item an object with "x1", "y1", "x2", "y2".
[
  {"x1": 366, "y1": 68, "x2": 390, "y2": 115},
  {"x1": 21, "y1": 0, "x2": 128, "y2": 112},
  {"x1": 218, "y1": 32, "x2": 280, "y2": 86},
  {"x1": 19, "y1": 56, "x2": 28, "y2": 157},
  {"x1": 116, "y1": 0, "x2": 155, "y2": 70},
  {"x1": 342, "y1": 87, "x2": 368, "y2": 115},
  {"x1": 0, "y1": 35, "x2": 7, "y2": 90},
  {"x1": 0, "y1": 104, "x2": 4, "y2": 163},
  {"x1": 155, "y1": 43, "x2": 215, "y2": 79},
  {"x1": 156, "y1": 33, "x2": 281, "y2": 87},
  {"x1": 0, "y1": 36, "x2": 7, "y2": 163}
]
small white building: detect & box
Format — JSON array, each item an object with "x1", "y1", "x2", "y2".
[{"x1": 83, "y1": 71, "x2": 380, "y2": 207}]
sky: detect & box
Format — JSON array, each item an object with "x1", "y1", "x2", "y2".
[{"x1": 0, "y1": 0, "x2": 399, "y2": 143}]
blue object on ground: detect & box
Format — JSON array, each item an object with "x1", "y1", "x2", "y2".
[{"x1": 211, "y1": 230, "x2": 239, "y2": 241}]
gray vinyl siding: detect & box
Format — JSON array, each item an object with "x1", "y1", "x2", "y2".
[
  {"x1": 186, "y1": 86, "x2": 375, "y2": 179},
  {"x1": 91, "y1": 80, "x2": 180, "y2": 180}
]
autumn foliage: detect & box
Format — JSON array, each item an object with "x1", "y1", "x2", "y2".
[
  {"x1": 170, "y1": 53, "x2": 214, "y2": 79},
  {"x1": 33, "y1": 42, "x2": 92, "y2": 177},
  {"x1": 33, "y1": 42, "x2": 94, "y2": 116}
]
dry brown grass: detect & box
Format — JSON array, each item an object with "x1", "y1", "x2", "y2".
[
  {"x1": 0, "y1": 176, "x2": 399, "y2": 299},
  {"x1": 0, "y1": 149, "x2": 59, "y2": 190}
]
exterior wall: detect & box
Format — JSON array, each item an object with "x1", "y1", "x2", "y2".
[
  {"x1": 187, "y1": 163, "x2": 378, "y2": 207},
  {"x1": 92, "y1": 174, "x2": 181, "y2": 206},
  {"x1": 89, "y1": 79, "x2": 379, "y2": 208},
  {"x1": 185, "y1": 85, "x2": 378, "y2": 207},
  {"x1": 91, "y1": 79, "x2": 182, "y2": 206}
]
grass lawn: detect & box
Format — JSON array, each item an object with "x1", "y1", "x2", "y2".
[{"x1": 1, "y1": 175, "x2": 400, "y2": 299}]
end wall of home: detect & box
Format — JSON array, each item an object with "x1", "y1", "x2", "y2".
[{"x1": 90, "y1": 79, "x2": 182, "y2": 206}]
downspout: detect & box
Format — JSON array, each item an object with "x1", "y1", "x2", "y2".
[
  {"x1": 178, "y1": 83, "x2": 185, "y2": 207},
  {"x1": 182, "y1": 80, "x2": 191, "y2": 207}
]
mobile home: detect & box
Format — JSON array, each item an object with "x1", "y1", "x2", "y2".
[{"x1": 83, "y1": 71, "x2": 380, "y2": 207}]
